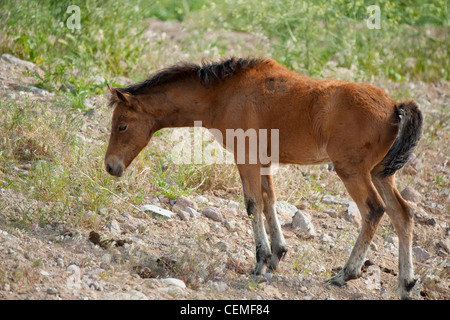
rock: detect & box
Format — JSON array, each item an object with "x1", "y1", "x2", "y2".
[
  {"x1": 324, "y1": 209, "x2": 338, "y2": 218},
  {"x1": 15, "y1": 84, "x2": 49, "y2": 96},
  {"x1": 105, "y1": 290, "x2": 148, "y2": 300},
  {"x1": 177, "y1": 210, "x2": 190, "y2": 221},
  {"x1": 107, "y1": 219, "x2": 121, "y2": 235},
  {"x1": 66, "y1": 264, "x2": 81, "y2": 290},
  {"x1": 322, "y1": 195, "x2": 350, "y2": 206},
  {"x1": 412, "y1": 246, "x2": 431, "y2": 262},
  {"x1": 194, "y1": 195, "x2": 208, "y2": 204},
  {"x1": 438, "y1": 238, "x2": 450, "y2": 253},
  {"x1": 139, "y1": 204, "x2": 173, "y2": 220},
  {"x1": 319, "y1": 233, "x2": 334, "y2": 245},
  {"x1": 206, "y1": 281, "x2": 229, "y2": 292},
  {"x1": 0, "y1": 54, "x2": 36, "y2": 70},
  {"x1": 295, "y1": 202, "x2": 308, "y2": 210},
  {"x1": 226, "y1": 200, "x2": 241, "y2": 215},
  {"x1": 202, "y1": 207, "x2": 223, "y2": 222},
  {"x1": 161, "y1": 278, "x2": 186, "y2": 289},
  {"x1": 172, "y1": 195, "x2": 198, "y2": 212},
  {"x1": 344, "y1": 201, "x2": 361, "y2": 228},
  {"x1": 47, "y1": 288, "x2": 59, "y2": 295},
  {"x1": 39, "y1": 270, "x2": 50, "y2": 277},
  {"x1": 214, "y1": 241, "x2": 229, "y2": 252},
  {"x1": 292, "y1": 210, "x2": 316, "y2": 238},
  {"x1": 401, "y1": 187, "x2": 422, "y2": 204},
  {"x1": 275, "y1": 201, "x2": 298, "y2": 216},
  {"x1": 223, "y1": 220, "x2": 240, "y2": 232},
  {"x1": 366, "y1": 265, "x2": 381, "y2": 290},
  {"x1": 185, "y1": 206, "x2": 201, "y2": 218}
]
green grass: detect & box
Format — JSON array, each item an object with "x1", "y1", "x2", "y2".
[{"x1": 0, "y1": 0, "x2": 447, "y2": 87}]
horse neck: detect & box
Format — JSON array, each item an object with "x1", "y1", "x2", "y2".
[{"x1": 141, "y1": 80, "x2": 213, "y2": 129}]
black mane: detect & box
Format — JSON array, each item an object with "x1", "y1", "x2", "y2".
[{"x1": 118, "y1": 57, "x2": 266, "y2": 95}]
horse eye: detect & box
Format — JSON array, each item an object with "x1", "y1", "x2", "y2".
[{"x1": 118, "y1": 125, "x2": 128, "y2": 132}]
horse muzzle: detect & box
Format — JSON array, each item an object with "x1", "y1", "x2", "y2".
[{"x1": 105, "y1": 160, "x2": 124, "y2": 177}]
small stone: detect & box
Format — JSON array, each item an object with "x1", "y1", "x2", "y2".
[
  {"x1": 185, "y1": 207, "x2": 201, "y2": 218},
  {"x1": 275, "y1": 201, "x2": 298, "y2": 216},
  {"x1": 105, "y1": 290, "x2": 148, "y2": 300},
  {"x1": 0, "y1": 54, "x2": 36, "y2": 70},
  {"x1": 194, "y1": 195, "x2": 208, "y2": 204},
  {"x1": 202, "y1": 207, "x2": 223, "y2": 222},
  {"x1": 322, "y1": 195, "x2": 350, "y2": 206},
  {"x1": 438, "y1": 238, "x2": 450, "y2": 253},
  {"x1": 39, "y1": 270, "x2": 50, "y2": 277},
  {"x1": 296, "y1": 202, "x2": 308, "y2": 210},
  {"x1": 161, "y1": 278, "x2": 186, "y2": 289},
  {"x1": 172, "y1": 195, "x2": 198, "y2": 212},
  {"x1": 223, "y1": 220, "x2": 240, "y2": 232},
  {"x1": 344, "y1": 201, "x2": 361, "y2": 228},
  {"x1": 319, "y1": 233, "x2": 334, "y2": 244},
  {"x1": 56, "y1": 257, "x2": 64, "y2": 267},
  {"x1": 214, "y1": 241, "x2": 229, "y2": 252},
  {"x1": 263, "y1": 273, "x2": 273, "y2": 280},
  {"x1": 107, "y1": 219, "x2": 121, "y2": 235},
  {"x1": 206, "y1": 281, "x2": 229, "y2": 292},
  {"x1": 366, "y1": 265, "x2": 381, "y2": 290},
  {"x1": 226, "y1": 200, "x2": 241, "y2": 215},
  {"x1": 292, "y1": 210, "x2": 316, "y2": 238},
  {"x1": 102, "y1": 254, "x2": 112, "y2": 264},
  {"x1": 401, "y1": 187, "x2": 422, "y2": 204},
  {"x1": 177, "y1": 210, "x2": 190, "y2": 221},
  {"x1": 324, "y1": 209, "x2": 338, "y2": 218},
  {"x1": 412, "y1": 246, "x2": 431, "y2": 262},
  {"x1": 47, "y1": 288, "x2": 58, "y2": 295},
  {"x1": 139, "y1": 205, "x2": 173, "y2": 220}
]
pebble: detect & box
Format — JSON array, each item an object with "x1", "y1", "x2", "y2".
[
  {"x1": 107, "y1": 219, "x2": 121, "y2": 235},
  {"x1": 412, "y1": 246, "x2": 431, "y2": 262},
  {"x1": 438, "y1": 238, "x2": 450, "y2": 253},
  {"x1": 161, "y1": 278, "x2": 186, "y2": 289},
  {"x1": 322, "y1": 195, "x2": 350, "y2": 206},
  {"x1": 194, "y1": 195, "x2": 208, "y2": 204},
  {"x1": 292, "y1": 211, "x2": 316, "y2": 238},
  {"x1": 206, "y1": 281, "x2": 229, "y2": 292},
  {"x1": 172, "y1": 195, "x2": 198, "y2": 212},
  {"x1": 223, "y1": 220, "x2": 240, "y2": 232},
  {"x1": 185, "y1": 206, "x2": 201, "y2": 218},
  {"x1": 47, "y1": 288, "x2": 58, "y2": 295},
  {"x1": 39, "y1": 270, "x2": 50, "y2": 277},
  {"x1": 105, "y1": 290, "x2": 149, "y2": 300},
  {"x1": 139, "y1": 204, "x2": 173, "y2": 220},
  {"x1": 401, "y1": 187, "x2": 422, "y2": 204},
  {"x1": 275, "y1": 201, "x2": 298, "y2": 216},
  {"x1": 344, "y1": 201, "x2": 361, "y2": 228},
  {"x1": 202, "y1": 207, "x2": 223, "y2": 222},
  {"x1": 177, "y1": 210, "x2": 190, "y2": 221},
  {"x1": 324, "y1": 209, "x2": 338, "y2": 218}
]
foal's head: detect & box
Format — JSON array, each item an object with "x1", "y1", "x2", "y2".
[{"x1": 105, "y1": 85, "x2": 156, "y2": 177}]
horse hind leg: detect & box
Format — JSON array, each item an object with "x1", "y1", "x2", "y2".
[
  {"x1": 372, "y1": 174, "x2": 417, "y2": 299},
  {"x1": 328, "y1": 171, "x2": 386, "y2": 286}
]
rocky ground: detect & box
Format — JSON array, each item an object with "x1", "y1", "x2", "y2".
[{"x1": 0, "y1": 20, "x2": 448, "y2": 301}]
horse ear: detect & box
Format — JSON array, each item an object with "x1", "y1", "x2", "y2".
[{"x1": 108, "y1": 84, "x2": 131, "y2": 106}]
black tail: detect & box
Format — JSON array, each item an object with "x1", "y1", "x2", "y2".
[{"x1": 380, "y1": 100, "x2": 423, "y2": 177}]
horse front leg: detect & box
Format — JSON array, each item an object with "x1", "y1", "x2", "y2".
[
  {"x1": 238, "y1": 164, "x2": 271, "y2": 275},
  {"x1": 261, "y1": 171, "x2": 288, "y2": 271}
]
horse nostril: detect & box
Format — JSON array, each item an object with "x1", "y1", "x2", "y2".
[{"x1": 106, "y1": 164, "x2": 113, "y2": 174}]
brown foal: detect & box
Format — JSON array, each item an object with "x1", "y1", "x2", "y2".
[{"x1": 104, "y1": 57, "x2": 423, "y2": 299}]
